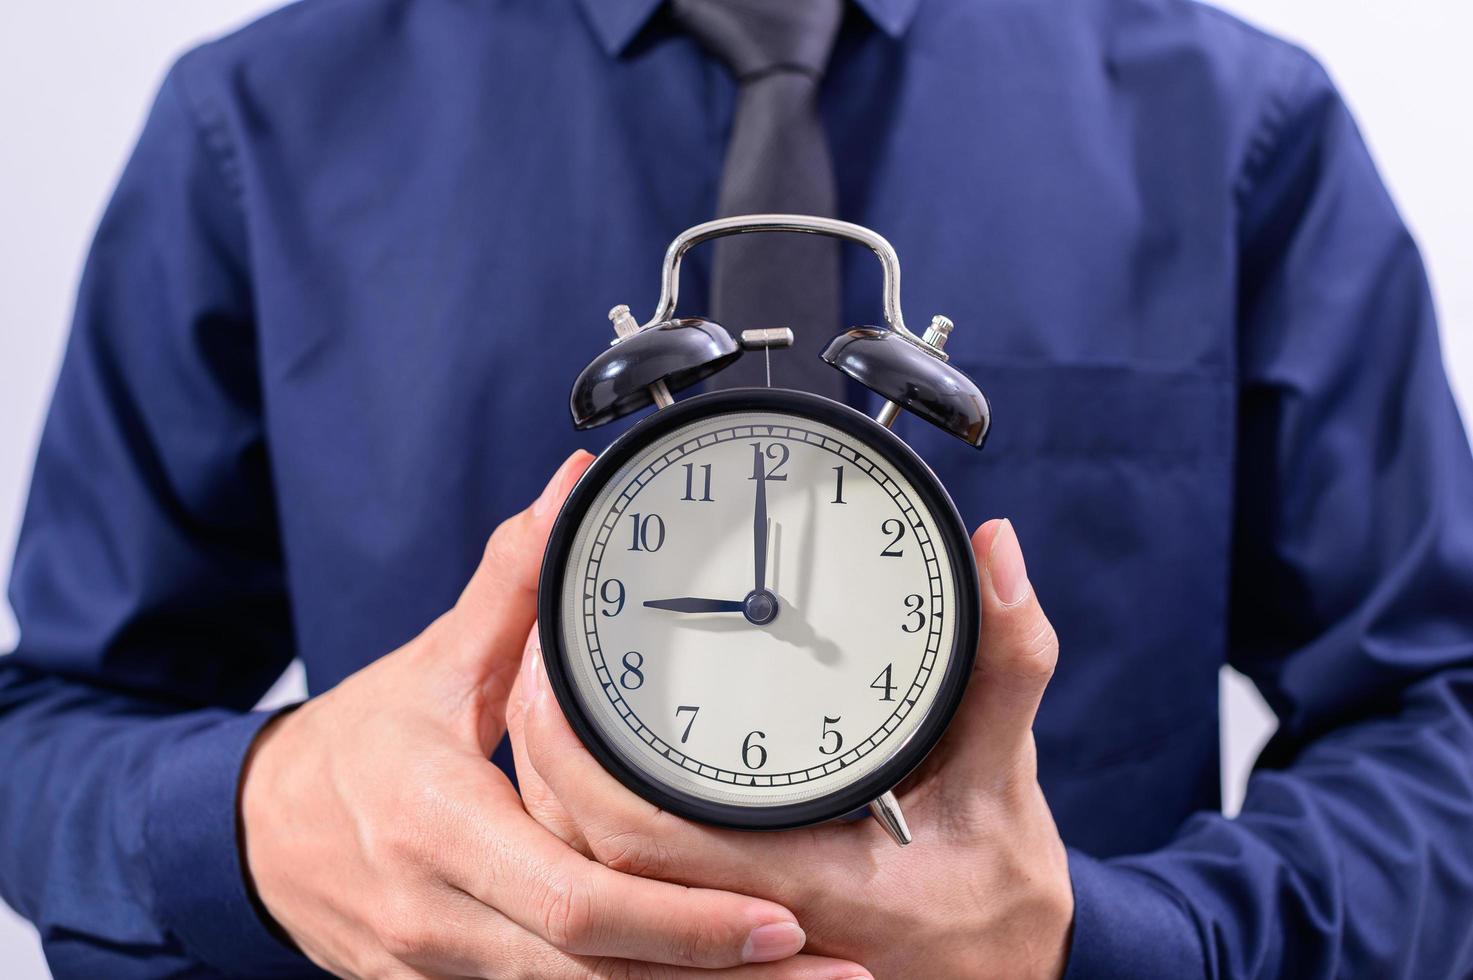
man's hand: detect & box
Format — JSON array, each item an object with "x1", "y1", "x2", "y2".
[
  {"x1": 510, "y1": 518, "x2": 1073, "y2": 979},
  {"x1": 240, "y1": 451, "x2": 872, "y2": 980}
]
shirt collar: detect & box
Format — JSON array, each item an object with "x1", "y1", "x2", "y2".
[{"x1": 577, "y1": 0, "x2": 924, "y2": 57}]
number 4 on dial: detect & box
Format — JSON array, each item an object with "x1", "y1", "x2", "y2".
[{"x1": 871, "y1": 663, "x2": 896, "y2": 702}]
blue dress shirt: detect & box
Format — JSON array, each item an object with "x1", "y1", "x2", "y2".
[{"x1": 3, "y1": 0, "x2": 1472, "y2": 976}]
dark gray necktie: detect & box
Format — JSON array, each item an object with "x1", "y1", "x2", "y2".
[{"x1": 671, "y1": 0, "x2": 847, "y2": 399}]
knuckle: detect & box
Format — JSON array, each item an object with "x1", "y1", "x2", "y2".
[
  {"x1": 372, "y1": 891, "x2": 440, "y2": 963},
  {"x1": 540, "y1": 875, "x2": 600, "y2": 952},
  {"x1": 1015, "y1": 615, "x2": 1059, "y2": 678},
  {"x1": 378, "y1": 918, "x2": 430, "y2": 962},
  {"x1": 671, "y1": 910, "x2": 729, "y2": 968},
  {"x1": 594, "y1": 829, "x2": 668, "y2": 879},
  {"x1": 481, "y1": 518, "x2": 528, "y2": 579},
  {"x1": 585, "y1": 958, "x2": 657, "y2": 980},
  {"x1": 481, "y1": 524, "x2": 510, "y2": 565},
  {"x1": 370, "y1": 818, "x2": 427, "y2": 868}
]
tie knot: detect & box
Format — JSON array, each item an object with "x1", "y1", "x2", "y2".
[{"x1": 670, "y1": 0, "x2": 844, "y2": 82}]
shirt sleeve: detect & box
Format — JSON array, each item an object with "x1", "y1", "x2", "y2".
[
  {"x1": 0, "y1": 58, "x2": 316, "y2": 978},
  {"x1": 1063, "y1": 50, "x2": 1473, "y2": 979}
]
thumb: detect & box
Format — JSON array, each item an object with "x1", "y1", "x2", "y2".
[
  {"x1": 449, "y1": 449, "x2": 594, "y2": 683},
  {"x1": 944, "y1": 518, "x2": 1059, "y2": 780}
]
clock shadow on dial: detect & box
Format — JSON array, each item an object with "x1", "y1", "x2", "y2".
[
  {"x1": 661, "y1": 497, "x2": 843, "y2": 667},
  {"x1": 558, "y1": 410, "x2": 958, "y2": 812}
]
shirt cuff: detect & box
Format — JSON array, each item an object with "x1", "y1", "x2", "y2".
[
  {"x1": 144, "y1": 708, "x2": 318, "y2": 977},
  {"x1": 1063, "y1": 848, "x2": 1206, "y2": 980}
]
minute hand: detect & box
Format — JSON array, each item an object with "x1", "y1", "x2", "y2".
[
  {"x1": 752, "y1": 445, "x2": 768, "y2": 593},
  {"x1": 642, "y1": 597, "x2": 746, "y2": 613}
]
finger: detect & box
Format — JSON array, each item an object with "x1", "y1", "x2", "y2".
[
  {"x1": 507, "y1": 631, "x2": 590, "y2": 853},
  {"x1": 662, "y1": 956, "x2": 872, "y2": 980},
  {"x1": 403, "y1": 889, "x2": 870, "y2": 980},
  {"x1": 944, "y1": 518, "x2": 1059, "y2": 777},
  {"x1": 442, "y1": 766, "x2": 809, "y2": 970},
  {"x1": 568, "y1": 956, "x2": 872, "y2": 980},
  {"x1": 519, "y1": 654, "x2": 854, "y2": 899},
  {"x1": 450, "y1": 450, "x2": 594, "y2": 707},
  {"x1": 387, "y1": 884, "x2": 571, "y2": 978}
]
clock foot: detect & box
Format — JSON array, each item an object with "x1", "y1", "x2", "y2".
[{"x1": 868, "y1": 790, "x2": 913, "y2": 847}]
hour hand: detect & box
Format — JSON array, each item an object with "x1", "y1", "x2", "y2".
[{"x1": 642, "y1": 597, "x2": 746, "y2": 613}]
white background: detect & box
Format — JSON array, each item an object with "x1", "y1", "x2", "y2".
[{"x1": 2, "y1": 2, "x2": 1470, "y2": 975}]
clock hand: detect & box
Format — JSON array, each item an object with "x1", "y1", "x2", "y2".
[
  {"x1": 642, "y1": 597, "x2": 746, "y2": 613},
  {"x1": 752, "y1": 444, "x2": 767, "y2": 594}
]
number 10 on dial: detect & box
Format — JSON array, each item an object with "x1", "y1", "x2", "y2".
[{"x1": 540, "y1": 390, "x2": 979, "y2": 839}]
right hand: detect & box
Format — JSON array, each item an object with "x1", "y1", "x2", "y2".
[{"x1": 239, "y1": 451, "x2": 871, "y2": 980}]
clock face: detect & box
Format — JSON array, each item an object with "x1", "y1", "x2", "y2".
[{"x1": 541, "y1": 390, "x2": 978, "y2": 828}]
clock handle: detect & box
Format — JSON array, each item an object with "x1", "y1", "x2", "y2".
[
  {"x1": 638, "y1": 214, "x2": 933, "y2": 348},
  {"x1": 576, "y1": 214, "x2": 990, "y2": 445},
  {"x1": 645, "y1": 214, "x2": 990, "y2": 448},
  {"x1": 869, "y1": 790, "x2": 913, "y2": 847}
]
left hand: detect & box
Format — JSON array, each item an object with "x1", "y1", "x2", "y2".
[{"x1": 507, "y1": 518, "x2": 1074, "y2": 979}]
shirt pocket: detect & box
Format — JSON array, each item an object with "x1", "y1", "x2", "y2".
[
  {"x1": 964, "y1": 359, "x2": 1232, "y2": 462},
  {"x1": 907, "y1": 359, "x2": 1236, "y2": 773}
]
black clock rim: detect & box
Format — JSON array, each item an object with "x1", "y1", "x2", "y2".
[{"x1": 536, "y1": 388, "x2": 980, "y2": 832}]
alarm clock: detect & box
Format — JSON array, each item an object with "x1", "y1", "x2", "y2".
[{"x1": 537, "y1": 215, "x2": 991, "y2": 846}]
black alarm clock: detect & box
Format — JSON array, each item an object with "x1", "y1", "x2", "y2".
[{"x1": 537, "y1": 215, "x2": 991, "y2": 846}]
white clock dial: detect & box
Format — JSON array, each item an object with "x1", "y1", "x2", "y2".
[{"x1": 557, "y1": 409, "x2": 960, "y2": 808}]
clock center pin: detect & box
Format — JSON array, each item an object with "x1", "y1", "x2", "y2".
[{"x1": 742, "y1": 589, "x2": 780, "y2": 626}]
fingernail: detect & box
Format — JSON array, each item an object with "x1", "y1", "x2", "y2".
[
  {"x1": 528, "y1": 642, "x2": 545, "y2": 698},
  {"x1": 533, "y1": 452, "x2": 582, "y2": 519},
  {"x1": 742, "y1": 921, "x2": 805, "y2": 963},
  {"x1": 987, "y1": 519, "x2": 1030, "y2": 606}
]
